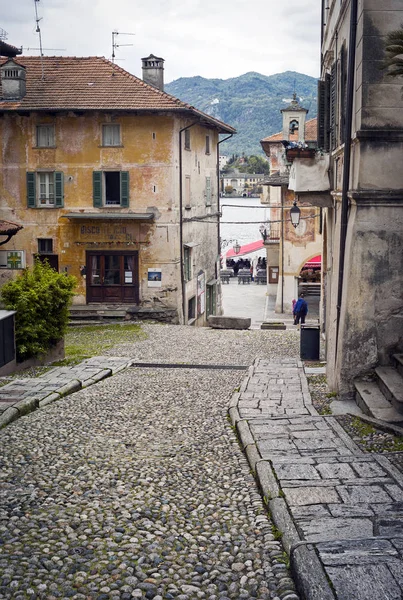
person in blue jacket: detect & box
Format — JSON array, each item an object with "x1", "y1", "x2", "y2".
[{"x1": 293, "y1": 293, "x2": 308, "y2": 325}]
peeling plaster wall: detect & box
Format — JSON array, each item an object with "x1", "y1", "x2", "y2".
[{"x1": 0, "y1": 111, "x2": 221, "y2": 322}]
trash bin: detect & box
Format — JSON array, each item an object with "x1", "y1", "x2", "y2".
[{"x1": 300, "y1": 325, "x2": 320, "y2": 361}]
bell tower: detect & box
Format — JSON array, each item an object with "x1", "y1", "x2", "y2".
[{"x1": 281, "y1": 93, "x2": 308, "y2": 142}]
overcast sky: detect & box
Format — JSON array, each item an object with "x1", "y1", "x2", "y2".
[{"x1": 2, "y1": 0, "x2": 321, "y2": 83}]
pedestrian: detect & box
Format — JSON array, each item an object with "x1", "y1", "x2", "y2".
[{"x1": 293, "y1": 293, "x2": 308, "y2": 325}]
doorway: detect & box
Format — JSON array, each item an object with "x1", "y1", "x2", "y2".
[{"x1": 86, "y1": 251, "x2": 139, "y2": 303}]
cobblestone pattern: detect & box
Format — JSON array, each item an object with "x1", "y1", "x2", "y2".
[
  {"x1": 0, "y1": 326, "x2": 303, "y2": 600},
  {"x1": 233, "y1": 358, "x2": 403, "y2": 600},
  {"x1": 0, "y1": 358, "x2": 130, "y2": 425}
]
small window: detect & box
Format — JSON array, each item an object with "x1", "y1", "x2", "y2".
[
  {"x1": 36, "y1": 125, "x2": 55, "y2": 147},
  {"x1": 184, "y1": 129, "x2": 191, "y2": 150},
  {"x1": 205, "y1": 135, "x2": 210, "y2": 154},
  {"x1": 102, "y1": 124, "x2": 121, "y2": 146},
  {"x1": 38, "y1": 239, "x2": 53, "y2": 253},
  {"x1": 152, "y1": 132, "x2": 156, "y2": 140},
  {"x1": 188, "y1": 296, "x2": 196, "y2": 321},
  {"x1": 184, "y1": 246, "x2": 192, "y2": 281}
]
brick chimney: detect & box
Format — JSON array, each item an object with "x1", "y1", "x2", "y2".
[
  {"x1": 142, "y1": 54, "x2": 164, "y2": 91},
  {"x1": 1, "y1": 58, "x2": 26, "y2": 100}
]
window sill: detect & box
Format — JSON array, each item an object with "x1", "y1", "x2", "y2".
[
  {"x1": 33, "y1": 146, "x2": 57, "y2": 149},
  {"x1": 184, "y1": 205, "x2": 192, "y2": 210},
  {"x1": 187, "y1": 317, "x2": 196, "y2": 326},
  {"x1": 99, "y1": 145, "x2": 124, "y2": 148},
  {"x1": 184, "y1": 147, "x2": 191, "y2": 152}
]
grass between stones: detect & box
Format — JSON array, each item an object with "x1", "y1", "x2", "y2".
[{"x1": 55, "y1": 323, "x2": 147, "y2": 366}]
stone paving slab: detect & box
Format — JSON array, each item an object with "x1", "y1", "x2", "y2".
[
  {"x1": 230, "y1": 357, "x2": 403, "y2": 599},
  {"x1": 0, "y1": 357, "x2": 130, "y2": 427}
]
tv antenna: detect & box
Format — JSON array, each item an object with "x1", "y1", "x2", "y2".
[
  {"x1": 0, "y1": 27, "x2": 8, "y2": 41},
  {"x1": 112, "y1": 30, "x2": 135, "y2": 64},
  {"x1": 33, "y1": 0, "x2": 45, "y2": 80}
]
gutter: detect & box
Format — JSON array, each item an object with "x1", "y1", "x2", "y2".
[
  {"x1": 335, "y1": 0, "x2": 358, "y2": 356},
  {"x1": 179, "y1": 122, "x2": 198, "y2": 324}
]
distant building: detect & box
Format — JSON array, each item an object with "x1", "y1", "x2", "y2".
[
  {"x1": 0, "y1": 51, "x2": 235, "y2": 325},
  {"x1": 220, "y1": 172, "x2": 265, "y2": 196},
  {"x1": 260, "y1": 95, "x2": 322, "y2": 310},
  {"x1": 219, "y1": 155, "x2": 229, "y2": 169}
]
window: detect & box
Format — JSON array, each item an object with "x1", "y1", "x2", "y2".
[
  {"x1": 184, "y1": 176, "x2": 191, "y2": 209},
  {"x1": 93, "y1": 171, "x2": 129, "y2": 207},
  {"x1": 184, "y1": 246, "x2": 192, "y2": 281},
  {"x1": 205, "y1": 135, "x2": 210, "y2": 154},
  {"x1": 289, "y1": 119, "x2": 299, "y2": 134},
  {"x1": 102, "y1": 124, "x2": 121, "y2": 146},
  {"x1": 188, "y1": 296, "x2": 196, "y2": 321},
  {"x1": 26, "y1": 172, "x2": 64, "y2": 208},
  {"x1": 38, "y1": 239, "x2": 53, "y2": 253},
  {"x1": 205, "y1": 176, "x2": 211, "y2": 206},
  {"x1": 184, "y1": 129, "x2": 191, "y2": 150},
  {"x1": 36, "y1": 125, "x2": 55, "y2": 147}
]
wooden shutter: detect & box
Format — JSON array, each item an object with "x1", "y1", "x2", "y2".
[
  {"x1": 93, "y1": 171, "x2": 103, "y2": 207},
  {"x1": 317, "y1": 80, "x2": 326, "y2": 150},
  {"x1": 54, "y1": 172, "x2": 64, "y2": 207},
  {"x1": 27, "y1": 172, "x2": 36, "y2": 208},
  {"x1": 330, "y1": 62, "x2": 337, "y2": 150},
  {"x1": 120, "y1": 171, "x2": 129, "y2": 207},
  {"x1": 340, "y1": 45, "x2": 347, "y2": 144}
]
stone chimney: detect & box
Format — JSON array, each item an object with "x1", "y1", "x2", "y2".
[
  {"x1": 141, "y1": 54, "x2": 164, "y2": 91},
  {"x1": 1, "y1": 58, "x2": 26, "y2": 100}
]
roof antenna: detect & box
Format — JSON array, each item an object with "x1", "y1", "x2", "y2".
[
  {"x1": 111, "y1": 30, "x2": 135, "y2": 70},
  {"x1": 33, "y1": 0, "x2": 45, "y2": 80}
]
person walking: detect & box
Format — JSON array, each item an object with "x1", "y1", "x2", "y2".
[{"x1": 293, "y1": 293, "x2": 308, "y2": 325}]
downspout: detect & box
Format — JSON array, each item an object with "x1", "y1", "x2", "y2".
[
  {"x1": 217, "y1": 134, "x2": 234, "y2": 267},
  {"x1": 335, "y1": 0, "x2": 358, "y2": 356},
  {"x1": 281, "y1": 191, "x2": 284, "y2": 313},
  {"x1": 179, "y1": 122, "x2": 198, "y2": 324}
]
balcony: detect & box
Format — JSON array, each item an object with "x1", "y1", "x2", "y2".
[{"x1": 288, "y1": 153, "x2": 332, "y2": 207}]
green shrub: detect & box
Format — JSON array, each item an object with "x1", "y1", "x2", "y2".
[{"x1": 1, "y1": 259, "x2": 76, "y2": 361}]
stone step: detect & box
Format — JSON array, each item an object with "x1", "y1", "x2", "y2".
[
  {"x1": 375, "y1": 366, "x2": 403, "y2": 415},
  {"x1": 354, "y1": 379, "x2": 403, "y2": 424},
  {"x1": 392, "y1": 353, "x2": 403, "y2": 379}
]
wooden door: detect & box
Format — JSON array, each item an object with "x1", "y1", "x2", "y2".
[{"x1": 86, "y1": 251, "x2": 139, "y2": 303}]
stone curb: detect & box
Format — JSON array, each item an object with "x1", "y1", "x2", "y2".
[
  {"x1": 268, "y1": 497, "x2": 300, "y2": 555},
  {"x1": 39, "y1": 392, "x2": 61, "y2": 408},
  {"x1": 14, "y1": 397, "x2": 39, "y2": 416},
  {"x1": 291, "y1": 543, "x2": 336, "y2": 600},
  {"x1": 0, "y1": 407, "x2": 20, "y2": 428},
  {"x1": 351, "y1": 412, "x2": 403, "y2": 437},
  {"x1": 228, "y1": 406, "x2": 241, "y2": 426},
  {"x1": 57, "y1": 380, "x2": 82, "y2": 397},
  {"x1": 236, "y1": 419, "x2": 255, "y2": 448},
  {"x1": 81, "y1": 369, "x2": 112, "y2": 389},
  {"x1": 255, "y1": 460, "x2": 280, "y2": 500}
]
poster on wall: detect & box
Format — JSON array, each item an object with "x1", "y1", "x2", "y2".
[
  {"x1": 197, "y1": 271, "x2": 205, "y2": 315},
  {"x1": 148, "y1": 268, "x2": 162, "y2": 287}
]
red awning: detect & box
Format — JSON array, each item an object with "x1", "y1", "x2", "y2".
[
  {"x1": 225, "y1": 240, "x2": 264, "y2": 258},
  {"x1": 303, "y1": 255, "x2": 321, "y2": 268}
]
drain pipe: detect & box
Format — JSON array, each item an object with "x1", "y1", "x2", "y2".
[
  {"x1": 216, "y1": 134, "x2": 234, "y2": 268},
  {"x1": 335, "y1": 0, "x2": 358, "y2": 356},
  {"x1": 179, "y1": 122, "x2": 198, "y2": 323}
]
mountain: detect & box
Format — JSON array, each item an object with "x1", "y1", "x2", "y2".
[{"x1": 165, "y1": 71, "x2": 318, "y2": 157}]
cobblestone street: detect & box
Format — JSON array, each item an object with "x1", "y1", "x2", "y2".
[{"x1": 0, "y1": 326, "x2": 301, "y2": 600}]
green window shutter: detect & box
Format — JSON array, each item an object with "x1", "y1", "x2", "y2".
[
  {"x1": 120, "y1": 171, "x2": 129, "y2": 207},
  {"x1": 54, "y1": 172, "x2": 64, "y2": 207},
  {"x1": 27, "y1": 172, "x2": 36, "y2": 208},
  {"x1": 93, "y1": 171, "x2": 103, "y2": 207}
]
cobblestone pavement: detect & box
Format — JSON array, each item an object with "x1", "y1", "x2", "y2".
[
  {"x1": 0, "y1": 326, "x2": 301, "y2": 600},
  {"x1": 231, "y1": 358, "x2": 403, "y2": 600}
]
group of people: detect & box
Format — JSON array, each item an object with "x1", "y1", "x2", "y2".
[{"x1": 224, "y1": 257, "x2": 267, "y2": 278}]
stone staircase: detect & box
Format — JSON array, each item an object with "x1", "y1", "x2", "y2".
[
  {"x1": 354, "y1": 354, "x2": 403, "y2": 424},
  {"x1": 69, "y1": 304, "x2": 128, "y2": 325}
]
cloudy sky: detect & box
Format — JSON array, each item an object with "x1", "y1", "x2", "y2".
[{"x1": 2, "y1": 0, "x2": 321, "y2": 83}]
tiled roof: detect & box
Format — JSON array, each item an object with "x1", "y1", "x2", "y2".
[
  {"x1": 0, "y1": 56, "x2": 235, "y2": 133},
  {"x1": 261, "y1": 117, "x2": 317, "y2": 143}
]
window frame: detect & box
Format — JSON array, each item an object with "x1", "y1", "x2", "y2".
[
  {"x1": 93, "y1": 171, "x2": 129, "y2": 208},
  {"x1": 26, "y1": 171, "x2": 64, "y2": 208},
  {"x1": 102, "y1": 124, "x2": 121, "y2": 147},
  {"x1": 37, "y1": 238, "x2": 54, "y2": 254},
  {"x1": 36, "y1": 124, "x2": 55, "y2": 148},
  {"x1": 184, "y1": 246, "x2": 192, "y2": 281},
  {"x1": 205, "y1": 176, "x2": 212, "y2": 206},
  {"x1": 205, "y1": 135, "x2": 210, "y2": 155},
  {"x1": 184, "y1": 129, "x2": 191, "y2": 150}
]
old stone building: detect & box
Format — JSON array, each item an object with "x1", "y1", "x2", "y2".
[
  {"x1": 0, "y1": 52, "x2": 235, "y2": 325},
  {"x1": 260, "y1": 97, "x2": 322, "y2": 313},
  {"x1": 290, "y1": 0, "x2": 403, "y2": 396}
]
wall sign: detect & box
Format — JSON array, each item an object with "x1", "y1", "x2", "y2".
[{"x1": 148, "y1": 268, "x2": 162, "y2": 287}]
